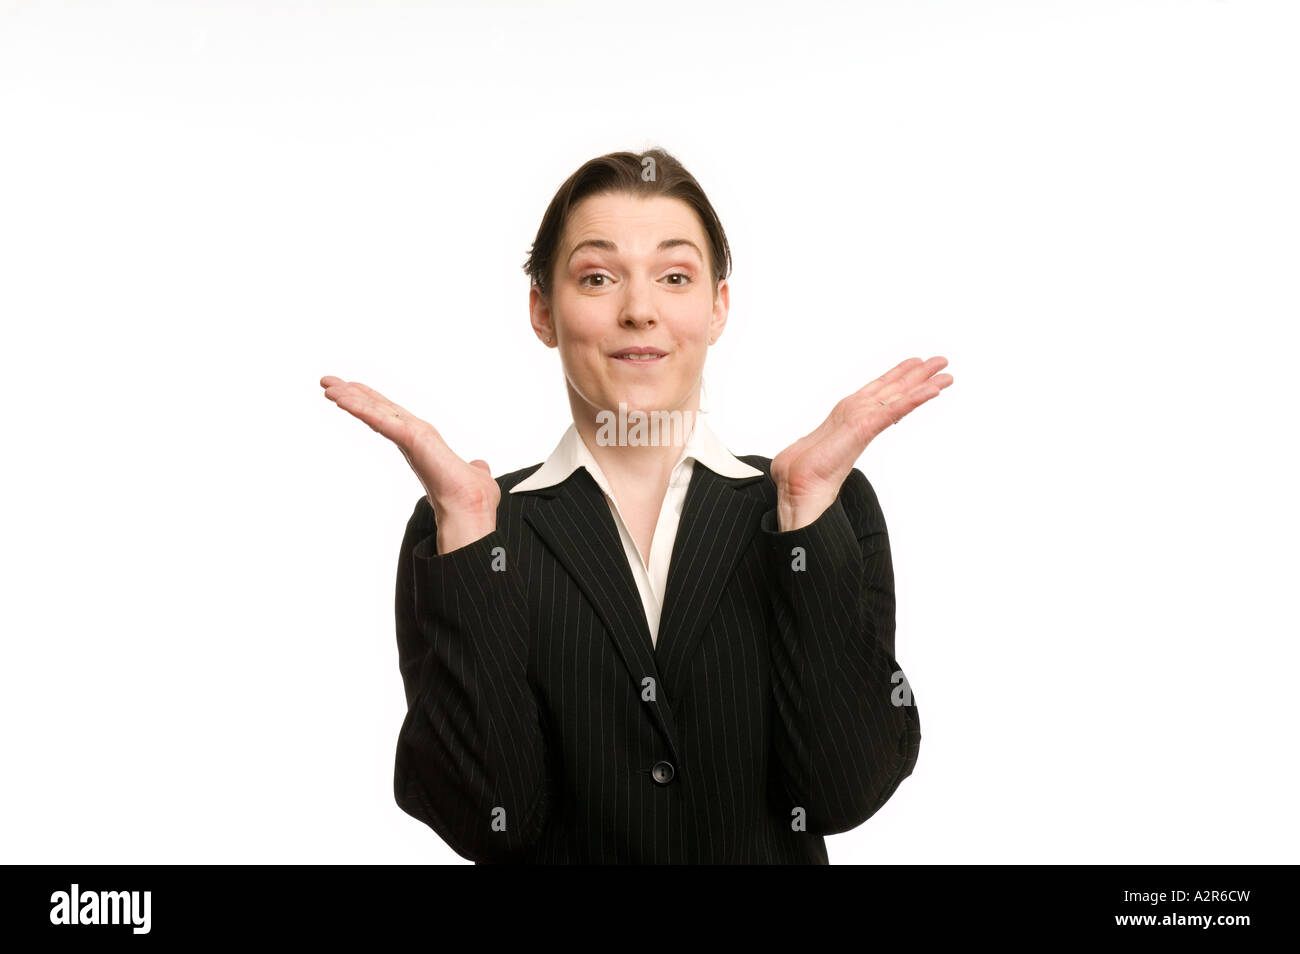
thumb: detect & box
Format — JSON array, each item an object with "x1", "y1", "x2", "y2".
[{"x1": 468, "y1": 459, "x2": 491, "y2": 475}]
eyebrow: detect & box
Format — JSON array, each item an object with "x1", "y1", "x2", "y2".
[{"x1": 566, "y1": 238, "x2": 704, "y2": 266}]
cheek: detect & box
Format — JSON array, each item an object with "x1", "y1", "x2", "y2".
[
  {"x1": 668, "y1": 318, "x2": 712, "y2": 350},
  {"x1": 669, "y1": 299, "x2": 714, "y2": 332},
  {"x1": 556, "y1": 299, "x2": 609, "y2": 338},
  {"x1": 559, "y1": 339, "x2": 608, "y2": 380}
]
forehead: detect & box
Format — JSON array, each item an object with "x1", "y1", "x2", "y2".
[{"x1": 563, "y1": 193, "x2": 704, "y2": 250}]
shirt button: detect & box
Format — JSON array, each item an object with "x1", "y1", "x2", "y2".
[{"x1": 651, "y1": 760, "x2": 675, "y2": 784}]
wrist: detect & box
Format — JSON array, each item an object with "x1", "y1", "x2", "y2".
[
  {"x1": 776, "y1": 494, "x2": 833, "y2": 533},
  {"x1": 433, "y1": 507, "x2": 496, "y2": 555}
]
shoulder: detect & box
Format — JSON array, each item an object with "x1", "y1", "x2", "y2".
[{"x1": 498, "y1": 461, "x2": 546, "y2": 493}]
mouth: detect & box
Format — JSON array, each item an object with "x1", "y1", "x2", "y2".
[{"x1": 610, "y1": 347, "x2": 668, "y2": 364}]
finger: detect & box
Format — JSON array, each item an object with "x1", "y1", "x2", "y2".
[
  {"x1": 340, "y1": 379, "x2": 420, "y2": 420},
  {"x1": 855, "y1": 357, "x2": 925, "y2": 399},
  {"x1": 323, "y1": 380, "x2": 434, "y2": 446},
  {"x1": 874, "y1": 378, "x2": 948, "y2": 426},
  {"x1": 874, "y1": 356, "x2": 950, "y2": 403},
  {"x1": 333, "y1": 388, "x2": 401, "y2": 436},
  {"x1": 893, "y1": 355, "x2": 948, "y2": 394},
  {"x1": 322, "y1": 379, "x2": 402, "y2": 423}
]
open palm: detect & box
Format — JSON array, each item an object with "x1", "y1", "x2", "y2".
[
  {"x1": 770, "y1": 356, "x2": 953, "y2": 530},
  {"x1": 319, "y1": 375, "x2": 500, "y2": 522}
]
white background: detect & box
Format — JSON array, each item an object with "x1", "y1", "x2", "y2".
[{"x1": 2, "y1": 0, "x2": 1296, "y2": 863}]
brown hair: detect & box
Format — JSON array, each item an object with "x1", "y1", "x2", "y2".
[{"x1": 521, "y1": 147, "x2": 732, "y2": 302}]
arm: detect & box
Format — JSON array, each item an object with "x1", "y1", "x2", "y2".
[
  {"x1": 392, "y1": 495, "x2": 550, "y2": 862},
  {"x1": 760, "y1": 466, "x2": 921, "y2": 834}
]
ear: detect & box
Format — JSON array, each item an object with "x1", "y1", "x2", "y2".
[
  {"x1": 708, "y1": 278, "x2": 730, "y2": 345},
  {"x1": 529, "y1": 285, "x2": 556, "y2": 347}
]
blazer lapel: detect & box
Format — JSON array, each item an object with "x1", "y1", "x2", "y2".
[
  {"x1": 654, "y1": 463, "x2": 768, "y2": 694},
  {"x1": 520, "y1": 461, "x2": 770, "y2": 765},
  {"x1": 523, "y1": 468, "x2": 682, "y2": 763}
]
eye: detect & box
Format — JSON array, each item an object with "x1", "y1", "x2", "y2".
[
  {"x1": 662, "y1": 272, "x2": 692, "y2": 286},
  {"x1": 578, "y1": 273, "x2": 610, "y2": 288}
]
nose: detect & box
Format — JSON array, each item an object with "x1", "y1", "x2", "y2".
[
  {"x1": 619, "y1": 276, "x2": 657, "y2": 331},
  {"x1": 620, "y1": 312, "x2": 656, "y2": 332}
]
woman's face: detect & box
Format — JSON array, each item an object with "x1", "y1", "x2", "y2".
[{"x1": 530, "y1": 191, "x2": 728, "y2": 425}]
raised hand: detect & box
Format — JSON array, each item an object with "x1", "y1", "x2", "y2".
[
  {"x1": 319, "y1": 375, "x2": 500, "y2": 550},
  {"x1": 769, "y1": 356, "x2": 953, "y2": 532}
]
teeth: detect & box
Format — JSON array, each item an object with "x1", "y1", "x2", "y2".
[{"x1": 620, "y1": 353, "x2": 661, "y2": 360}]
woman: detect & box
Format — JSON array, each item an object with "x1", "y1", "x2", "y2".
[{"x1": 320, "y1": 148, "x2": 953, "y2": 864}]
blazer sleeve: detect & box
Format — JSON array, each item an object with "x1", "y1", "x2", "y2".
[
  {"x1": 392, "y1": 494, "x2": 550, "y2": 862},
  {"x1": 759, "y1": 466, "x2": 922, "y2": 834}
]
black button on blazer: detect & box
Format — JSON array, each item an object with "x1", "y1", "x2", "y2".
[{"x1": 392, "y1": 454, "x2": 921, "y2": 864}]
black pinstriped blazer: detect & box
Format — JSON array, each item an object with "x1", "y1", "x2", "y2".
[{"x1": 392, "y1": 453, "x2": 921, "y2": 864}]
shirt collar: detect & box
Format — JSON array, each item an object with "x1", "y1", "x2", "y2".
[{"x1": 509, "y1": 413, "x2": 763, "y2": 495}]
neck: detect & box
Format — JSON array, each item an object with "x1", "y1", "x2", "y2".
[{"x1": 569, "y1": 393, "x2": 700, "y2": 496}]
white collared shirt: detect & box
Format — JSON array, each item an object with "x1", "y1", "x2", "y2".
[{"x1": 510, "y1": 415, "x2": 763, "y2": 647}]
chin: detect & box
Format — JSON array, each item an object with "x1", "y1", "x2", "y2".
[{"x1": 612, "y1": 393, "x2": 669, "y2": 414}]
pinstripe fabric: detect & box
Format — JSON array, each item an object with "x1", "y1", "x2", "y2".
[{"x1": 392, "y1": 455, "x2": 921, "y2": 864}]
